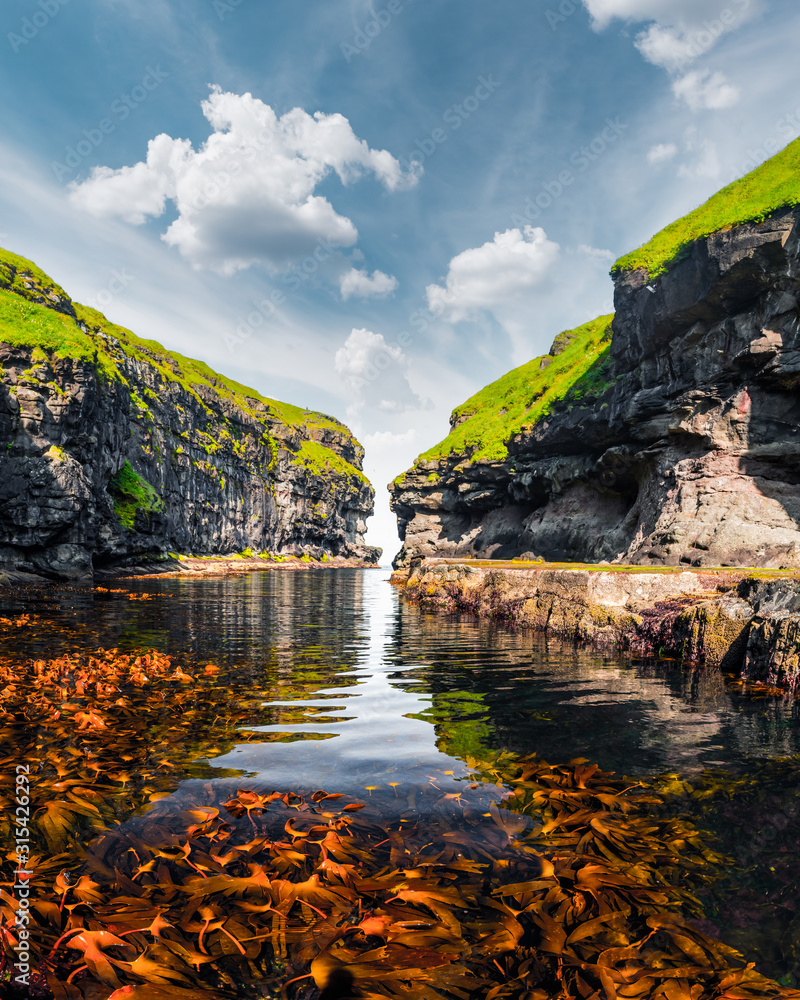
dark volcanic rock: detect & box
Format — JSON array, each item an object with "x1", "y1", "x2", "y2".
[
  {"x1": 391, "y1": 206, "x2": 800, "y2": 569},
  {"x1": 0, "y1": 330, "x2": 378, "y2": 582}
]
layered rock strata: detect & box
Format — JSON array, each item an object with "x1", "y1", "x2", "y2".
[
  {"x1": 391, "y1": 207, "x2": 800, "y2": 569},
  {"x1": 395, "y1": 561, "x2": 800, "y2": 693},
  {"x1": 0, "y1": 255, "x2": 379, "y2": 580}
]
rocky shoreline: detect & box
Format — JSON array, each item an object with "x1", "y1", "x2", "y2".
[
  {"x1": 0, "y1": 552, "x2": 381, "y2": 588},
  {"x1": 113, "y1": 553, "x2": 382, "y2": 580},
  {"x1": 392, "y1": 560, "x2": 800, "y2": 693}
]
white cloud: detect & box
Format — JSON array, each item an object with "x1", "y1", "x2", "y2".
[
  {"x1": 582, "y1": 0, "x2": 757, "y2": 32},
  {"x1": 582, "y1": 0, "x2": 758, "y2": 112},
  {"x1": 335, "y1": 328, "x2": 404, "y2": 386},
  {"x1": 334, "y1": 328, "x2": 427, "y2": 414},
  {"x1": 363, "y1": 428, "x2": 418, "y2": 450},
  {"x1": 422, "y1": 231, "x2": 613, "y2": 367},
  {"x1": 647, "y1": 142, "x2": 678, "y2": 165},
  {"x1": 634, "y1": 23, "x2": 698, "y2": 71},
  {"x1": 426, "y1": 226, "x2": 561, "y2": 323},
  {"x1": 576, "y1": 244, "x2": 614, "y2": 262},
  {"x1": 69, "y1": 87, "x2": 419, "y2": 275},
  {"x1": 672, "y1": 70, "x2": 740, "y2": 111},
  {"x1": 338, "y1": 267, "x2": 398, "y2": 300}
]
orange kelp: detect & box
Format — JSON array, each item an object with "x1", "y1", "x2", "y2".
[
  {"x1": 0, "y1": 645, "x2": 262, "y2": 860},
  {"x1": 1, "y1": 646, "x2": 800, "y2": 999}
]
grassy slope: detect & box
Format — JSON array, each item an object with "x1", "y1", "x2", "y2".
[
  {"x1": 0, "y1": 248, "x2": 367, "y2": 484},
  {"x1": 396, "y1": 139, "x2": 800, "y2": 487},
  {"x1": 403, "y1": 314, "x2": 613, "y2": 474},
  {"x1": 613, "y1": 135, "x2": 800, "y2": 278}
]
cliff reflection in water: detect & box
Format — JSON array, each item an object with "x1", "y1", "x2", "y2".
[
  {"x1": 3, "y1": 568, "x2": 798, "y2": 786},
  {"x1": 3, "y1": 567, "x2": 800, "y2": 986},
  {"x1": 386, "y1": 595, "x2": 800, "y2": 777}
]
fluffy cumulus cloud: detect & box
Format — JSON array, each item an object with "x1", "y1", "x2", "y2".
[
  {"x1": 334, "y1": 328, "x2": 427, "y2": 414},
  {"x1": 425, "y1": 226, "x2": 561, "y2": 323},
  {"x1": 69, "y1": 87, "x2": 419, "y2": 275},
  {"x1": 581, "y1": 0, "x2": 757, "y2": 111},
  {"x1": 338, "y1": 267, "x2": 398, "y2": 300},
  {"x1": 422, "y1": 230, "x2": 614, "y2": 366}
]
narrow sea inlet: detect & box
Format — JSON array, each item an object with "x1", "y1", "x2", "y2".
[{"x1": 2, "y1": 569, "x2": 800, "y2": 998}]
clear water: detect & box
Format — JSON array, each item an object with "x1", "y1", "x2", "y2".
[
  {"x1": 3, "y1": 568, "x2": 800, "y2": 982},
  {"x1": 4, "y1": 568, "x2": 799, "y2": 788}
]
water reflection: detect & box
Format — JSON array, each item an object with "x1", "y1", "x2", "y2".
[
  {"x1": 3, "y1": 568, "x2": 799, "y2": 788},
  {"x1": 211, "y1": 567, "x2": 469, "y2": 796},
  {"x1": 4, "y1": 567, "x2": 800, "y2": 982},
  {"x1": 385, "y1": 595, "x2": 800, "y2": 777}
]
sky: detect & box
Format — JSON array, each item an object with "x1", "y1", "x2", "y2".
[{"x1": 2, "y1": 0, "x2": 800, "y2": 563}]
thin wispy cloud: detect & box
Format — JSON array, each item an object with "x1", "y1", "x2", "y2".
[{"x1": 582, "y1": 0, "x2": 758, "y2": 111}]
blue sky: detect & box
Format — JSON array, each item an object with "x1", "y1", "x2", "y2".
[{"x1": 2, "y1": 0, "x2": 800, "y2": 561}]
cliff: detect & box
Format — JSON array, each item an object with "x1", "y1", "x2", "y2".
[
  {"x1": 0, "y1": 248, "x2": 380, "y2": 580},
  {"x1": 390, "y1": 138, "x2": 800, "y2": 569}
]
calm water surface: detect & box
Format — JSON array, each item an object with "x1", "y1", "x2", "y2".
[
  {"x1": 4, "y1": 567, "x2": 800, "y2": 981},
  {"x1": 5, "y1": 568, "x2": 799, "y2": 788}
]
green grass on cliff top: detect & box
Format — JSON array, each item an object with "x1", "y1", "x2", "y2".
[
  {"x1": 0, "y1": 248, "x2": 366, "y2": 483},
  {"x1": 0, "y1": 287, "x2": 119, "y2": 378},
  {"x1": 400, "y1": 314, "x2": 613, "y2": 476},
  {"x1": 613, "y1": 135, "x2": 800, "y2": 278}
]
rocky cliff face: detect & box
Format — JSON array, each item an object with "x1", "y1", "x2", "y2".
[
  {"x1": 0, "y1": 252, "x2": 379, "y2": 580},
  {"x1": 391, "y1": 205, "x2": 800, "y2": 568}
]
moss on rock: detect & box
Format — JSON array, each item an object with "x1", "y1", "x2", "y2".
[{"x1": 107, "y1": 461, "x2": 165, "y2": 530}]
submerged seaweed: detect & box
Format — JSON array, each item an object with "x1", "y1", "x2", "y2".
[{"x1": 2, "y1": 635, "x2": 800, "y2": 999}]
